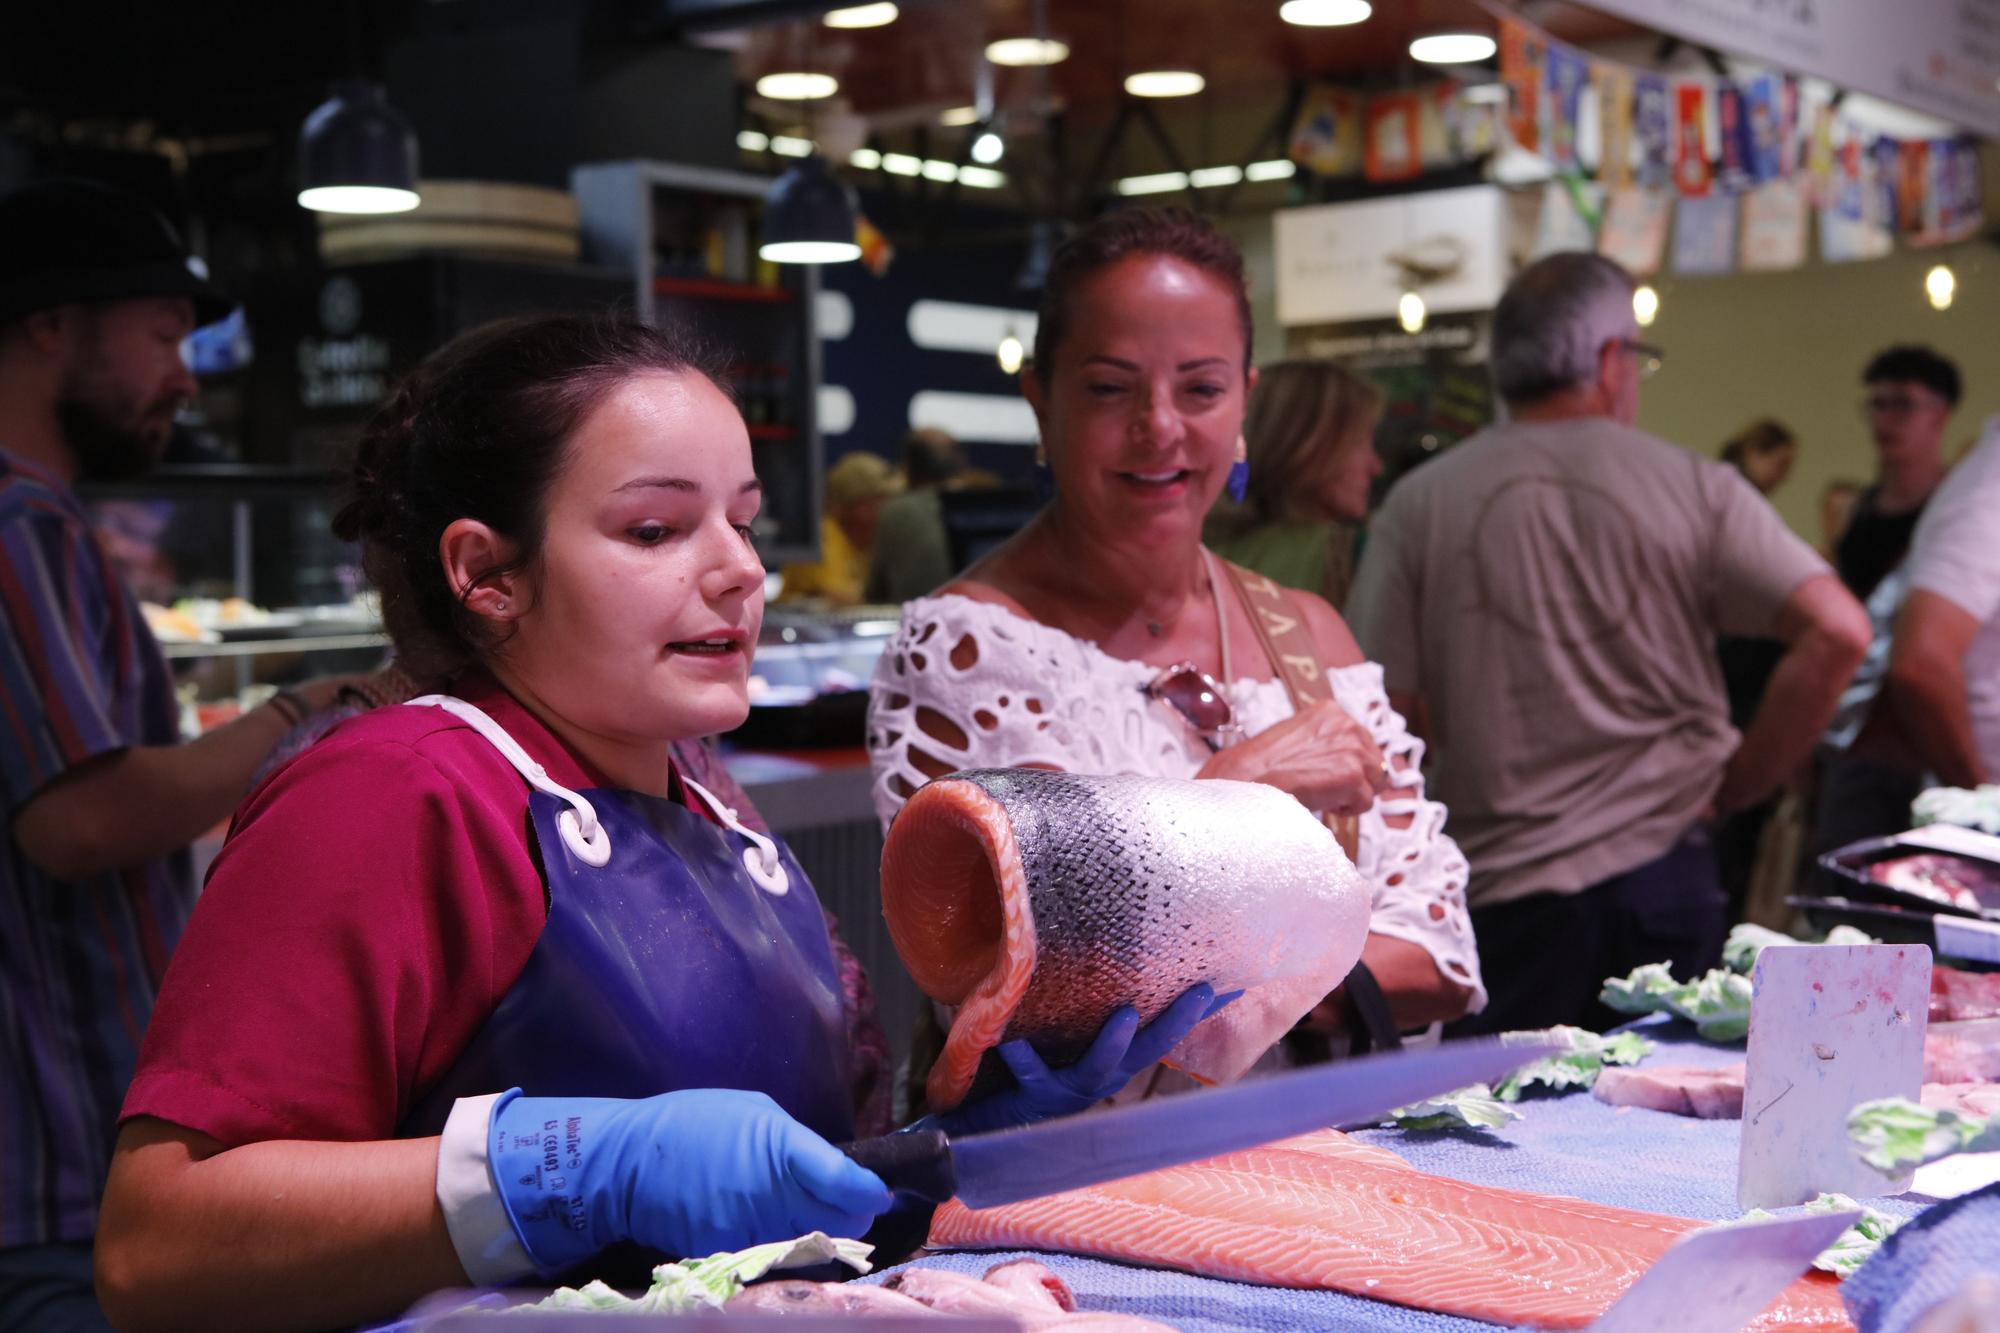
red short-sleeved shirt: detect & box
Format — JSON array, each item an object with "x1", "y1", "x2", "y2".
[{"x1": 121, "y1": 674, "x2": 709, "y2": 1146}]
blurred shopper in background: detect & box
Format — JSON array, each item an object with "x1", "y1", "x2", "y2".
[
  {"x1": 1204, "y1": 359, "x2": 1386, "y2": 610},
  {"x1": 1350, "y1": 252, "x2": 1869, "y2": 1033},
  {"x1": 1818, "y1": 477, "x2": 1864, "y2": 562},
  {"x1": 777, "y1": 450, "x2": 901, "y2": 605},
  {"x1": 1838, "y1": 346, "x2": 1959, "y2": 600},
  {"x1": 0, "y1": 178, "x2": 395, "y2": 1332},
  {"x1": 1719, "y1": 418, "x2": 1798, "y2": 498},
  {"x1": 865, "y1": 426, "x2": 966, "y2": 605},
  {"x1": 1715, "y1": 417, "x2": 1807, "y2": 924}
]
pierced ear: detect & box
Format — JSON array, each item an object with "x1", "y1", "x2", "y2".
[{"x1": 439, "y1": 518, "x2": 523, "y2": 621}]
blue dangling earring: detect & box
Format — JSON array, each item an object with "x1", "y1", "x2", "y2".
[{"x1": 1226, "y1": 436, "x2": 1249, "y2": 504}]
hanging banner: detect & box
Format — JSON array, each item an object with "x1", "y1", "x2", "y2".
[
  {"x1": 1499, "y1": 18, "x2": 1543, "y2": 154},
  {"x1": 1575, "y1": 0, "x2": 2000, "y2": 139},
  {"x1": 1894, "y1": 140, "x2": 1931, "y2": 234},
  {"x1": 1544, "y1": 43, "x2": 1590, "y2": 171},
  {"x1": 1819, "y1": 207, "x2": 1893, "y2": 263},
  {"x1": 1635, "y1": 75, "x2": 1674, "y2": 189},
  {"x1": 1870, "y1": 137, "x2": 1902, "y2": 230},
  {"x1": 1596, "y1": 65, "x2": 1636, "y2": 190},
  {"x1": 1739, "y1": 179, "x2": 1810, "y2": 270},
  {"x1": 1715, "y1": 83, "x2": 1752, "y2": 193},
  {"x1": 1805, "y1": 99, "x2": 1838, "y2": 207},
  {"x1": 1288, "y1": 87, "x2": 1366, "y2": 177},
  {"x1": 1672, "y1": 194, "x2": 1739, "y2": 274},
  {"x1": 1532, "y1": 178, "x2": 1603, "y2": 258},
  {"x1": 1365, "y1": 92, "x2": 1424, "y2": 181},
  {"x1": 1744, "y1": 75, "x2": 1784, "y2": 184},
  {"x1": 1674, "y1": 83, "x2": 1713, "y2": 196},
  {"x1": 1598, "y1": 186, "x2": 1673, "y2": 276}
]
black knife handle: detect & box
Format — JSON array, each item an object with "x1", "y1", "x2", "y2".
[{"x1": 841, "y1": 1129, "x2": 957, "y2": 1203}]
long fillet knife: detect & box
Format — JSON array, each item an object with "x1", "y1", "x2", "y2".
[{"x1": 843, "y1": 1036, "x2": 1563, "y2": 1208}]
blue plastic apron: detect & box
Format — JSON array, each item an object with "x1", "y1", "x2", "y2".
[{"x1": 397, "y1": 696, "x2": 854, "y2": 1145}]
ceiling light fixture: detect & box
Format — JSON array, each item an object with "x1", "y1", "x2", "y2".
[
  {"x1": 956, "y1": 165, "x2": 1007, "y2": 188},
  {"x1": 1633, "y1": 284, "x2": 1660, "y2": 327},
  {"x1": 297, "y1": 80, "x2": 421, "y2": 215},
  {"x1": 1117, "y1": 170, "x2": 1190, "y2": 196},
  {"x1": 972, "y1": 130, "x2": 1005, "y2": 164},
  {"x1": 1124, "y1": 70, "x2": 1205, "y2": 98},
  {"x1": 940, "y1": 105, "x2": 982, "y2": 127},
  {"x1": 1397, "y1": 290, "x2": 1427, "y2": 334},
  {"x1": 823, "y1": 3, "x2": 898, "y2": 28},
  {"x1": 986, "y1": 37, "x2": 1070, "y2": 66},
  {"x1": 755, "y1": 71, "x2": 840, "y2": 100},
  {"x1": 1460, "y1": 81, "x2": 1509, "y2": 104},
  {"x1": 1279, "y1": 0, "x2": 1372, "y2": 26},
  {"x1": 997, "y1": 329, "x2": 1025, "y2": 374},
  {"x1": 1245, "y1": 158, "x2": 1297, "y2": 181},
  {"x1": 761, "y1": 154, "x2": 861, "y2": 264},
  {"x1": 1926, "y1": 264, "x2": 1956, "y2": 310},
  {"x1": 849, "y1": 147, "x2": 882, "y2": 169},
  {"x1": 1409, "y1": 32, "x2": 1498, "y2": 64}
]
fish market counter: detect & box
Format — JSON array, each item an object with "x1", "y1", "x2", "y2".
[{"x1": 870, "y1": 1019, "x2": 1936, "y2": 1332}]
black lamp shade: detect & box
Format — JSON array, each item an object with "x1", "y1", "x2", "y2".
[
  {"x1": 761, "y1": 155, "x2": 860, "y2": 263},
  {"x1": 299, "y1": 80, "x2": 420, "y2": 214}
]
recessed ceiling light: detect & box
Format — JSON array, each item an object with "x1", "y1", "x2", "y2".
[
  {"x1": 298, "y1": 185, "x2": 420, "y2": 215},
  {"x1": 1279, "y1": 0, "x2": 1372, "y2": 26},
  {"x1": 1409, "y1": 32, "x2": 1497, "y2": 64},
  {"x1": 940, "y1": 105, "x2": 982, "y2": 127},
  {"x1": 755, "y1": 72, "x2": 840, "y2": 99},
  {"x1": 971, "y1": 130, "x2": 1005, "y2": 164},
  {"x1": 1460, "y1": 81, "x2": 1509, "y2": 104},
  {"x1": 986, "y1": 37, "x2": 1070, "y2": 67},
  {"x1": 1124, "y1": 70, "x2": 1205, "y2": 98},
  {"x1": 823, "y1": 3, "x2": 898, "y2": 28}
]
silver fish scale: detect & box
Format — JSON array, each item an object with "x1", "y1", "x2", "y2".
[{"x1": 946, "y1": 768, "x2": 1354, "y2": 1060}]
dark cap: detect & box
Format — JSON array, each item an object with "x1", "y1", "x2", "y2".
[{"x1": 0, "y1": 178, "x2": 230, "y2": 327}]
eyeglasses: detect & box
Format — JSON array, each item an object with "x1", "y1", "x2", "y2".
[
  {"x1": 1614, "y1": 339, "x2": 1664, "y2": 382},
  {"x1": 1860, "y1": 391, "x2": 1939, "y2": 420},
  {"x1": 1143, "y1": 662, "x2": 1242, "y2": 752}
]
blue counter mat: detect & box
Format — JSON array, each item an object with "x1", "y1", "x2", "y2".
[{"x1": 872, "y1": 1018, "x2": 1933, "y2": 1331}]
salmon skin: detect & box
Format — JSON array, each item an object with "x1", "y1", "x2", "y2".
[
  {"x1": 881, "y1": 769, "x2": 1370, "y2": 1111},
  {"x1": 928, "y1": 1129, "x2": 1852, "y2": 1331}
]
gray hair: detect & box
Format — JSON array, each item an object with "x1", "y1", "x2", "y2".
[{"x1": 1489, "y1": 252, "x2": 1636, "y2": 405}]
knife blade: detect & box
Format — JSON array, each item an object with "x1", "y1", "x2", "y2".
[{"x1": 844, "y1": 1036, "x2": 1563, "y2": 1209}]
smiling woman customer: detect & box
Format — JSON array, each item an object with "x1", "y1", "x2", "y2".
[
  {"x1": 869, "y1": 210, "x2": 1484, "y2": 1080},
  {"x1": 92, "y1": 315, "x2": 1221, "y2": 1331}
]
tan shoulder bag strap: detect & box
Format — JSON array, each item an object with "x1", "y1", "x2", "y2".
[{"x1": 1215, "y1": 557, "x2": 1361, "y2": 861}]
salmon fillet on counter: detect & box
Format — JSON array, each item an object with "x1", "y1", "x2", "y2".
[{"x1": 928, "y1": 1129, "x2": 1850, "y2": 1330}]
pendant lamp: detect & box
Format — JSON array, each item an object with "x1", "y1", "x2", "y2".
[
  {"x1": 761, "y1": 154, "x2": 861, "y2": 264},
  {"x1": 298, "y1": 80, "x2": 421, "y2": 215}
]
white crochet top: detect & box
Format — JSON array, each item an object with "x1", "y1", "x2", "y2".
[{"x1": 867, "y1": 593, "x2": 1486, "y2": 1011}]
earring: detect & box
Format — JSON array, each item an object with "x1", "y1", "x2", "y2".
[
  {"x1": 1226, "y1": 435, "x2": 1249, "y2": 504},
  {"x1": 1032, "y1": 440, "x2": 1054, "y2": 501},
  {"x1": 494, "y1": 598, "x2": 509, "y2": 612}
]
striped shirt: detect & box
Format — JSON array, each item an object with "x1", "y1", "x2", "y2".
[{"x1": 0, "y1": 451, "x2": 192, "y2": 1246}]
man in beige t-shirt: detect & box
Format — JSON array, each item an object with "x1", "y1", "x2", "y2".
[{"x1": 1349, "y1": 252, "x2": 1869, "y2": 1033}]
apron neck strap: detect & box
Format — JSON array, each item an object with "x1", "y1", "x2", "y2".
[
  {"x1": 404, "y1": 694, "x2": 613, "y2": 867},
  {"x1": 680, "y1": 774, "x2": 789, "y2": 896}
]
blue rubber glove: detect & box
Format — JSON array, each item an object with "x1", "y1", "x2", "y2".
[
  {"x1": 489, "y1": 1087, "x2": 892, "y2": 1275},
  {"x1": 929, "y1": 983, "x2": 1242, "y2": 1137}
]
